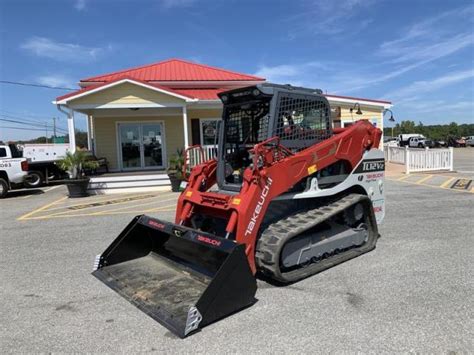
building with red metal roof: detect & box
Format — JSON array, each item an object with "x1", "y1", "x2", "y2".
[{"x1": 53, "y1": 58, "x2": 392, "y2": 182}]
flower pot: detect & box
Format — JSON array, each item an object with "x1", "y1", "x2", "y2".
[
  {"x1": 168, "y1": 173, "x2": 182, "y2": 192},
  {"x1": 66, "y1": 178, "x2": 90, "y2": 198}
]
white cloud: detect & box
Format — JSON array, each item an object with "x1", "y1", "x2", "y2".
[
  {"x1": 36, "y1": 75, "x2": 75, "y2": 89},
  {"x1": 254, "y1": 62, "x2": 331, "y2": 88},
  {"x1": 21, "y1": 37, "x2": 111, "y2": 62},
  {"x1": 287, "y1": 0, "x2": 375, "y2": 38},
  {"x1": 384, "y1": 69, "x2": 474, "y2": 101},
  {"x1": 74, "y1": 0, "x2": 86, "y2": 11}
]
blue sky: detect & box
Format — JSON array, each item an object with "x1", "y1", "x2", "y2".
[{"x1": 0, "y1": 0, "x2": 473, "y2": 140}]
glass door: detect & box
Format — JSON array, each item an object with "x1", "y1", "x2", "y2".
[
  {"x1": 119, "y1": 124, "x2": 141, "y2": 170},
  {"x1": 119, "y1": 122, "x2": 165, "y2": 170},
  {"x1": 142, "y1": 123, "x2": 164, "y2": 168}
]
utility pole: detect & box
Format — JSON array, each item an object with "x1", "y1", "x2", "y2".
[
  {"x1": 52, "y1": 117, "x2": 57, "y2": 139},
  {"x1": 45, "y1": 122, "x2": 48, "y2": 144}
]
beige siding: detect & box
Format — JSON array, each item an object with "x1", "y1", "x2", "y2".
[
  {"x1": 329, "y1": 101, "x2": 383, "y2": 128},
  {"x1": 72, "y1": 82, "x2": 185, "y2": 106},
  {"x1": 93, "y1": 115, "x2": 184, "y2": 171}
]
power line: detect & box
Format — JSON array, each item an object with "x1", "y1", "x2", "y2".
[
  {"x1": 0, "y1": 126, "x2": 51, "y2": 132},
  {"x1": 0, "y1": 118, "x2": 68, "y2": 133},
  {"x1": 0, "y1": 115, "x2": 68, "y2": 132},
  {"x1": 0, "y1": 80, "x2": 75, "y2": 91},
  {"x1": 0, "y1": 109, "x2": 52, "y2": 120}
]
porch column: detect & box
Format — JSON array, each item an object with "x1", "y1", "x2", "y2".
[
  {"x1": 68, "y1": 108, "x2": 77, "y2": 153},
  {"x1": 86, "y1": 114, "x2": 92, "y2": 151},
  {"x1": 182, "y1": 106, "x2": 189, "y2": 148}
]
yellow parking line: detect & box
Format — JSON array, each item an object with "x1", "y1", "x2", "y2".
[
  {"x1": 415, "y1": 175, "x2": 433, "y2": 184},
  {"x1": 440, "y1": 177, "x2": 456, "y2": 188},
  {"x1": 22, "y1": 208, "x2": 176, "y2": 220},
  {"x1": 42, "y1": 194, "x2": 173, "y2": 217},
  {"x1": 42, "y1": 193, "x2": 161, "y2": 213},
  {"x1": 17, "y1": 196, "x2": 67, "y2": 221},
  {"x1": 397, "y1": 174, "x2": 411, "y2": 181},
  {"x1": 386, "y1": 177, "x2": 473, "y2": 193},
  {"x1": 91, "y1": 197, "x2": 178, "y2": 215}
]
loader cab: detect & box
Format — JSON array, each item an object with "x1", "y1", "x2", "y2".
[{"x1": 217, "y1": 83, "x2": 332, "y2": 192}]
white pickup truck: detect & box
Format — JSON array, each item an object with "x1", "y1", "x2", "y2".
[{"x1": 0, "y1": 143, "x2": 29, "y2": 198}]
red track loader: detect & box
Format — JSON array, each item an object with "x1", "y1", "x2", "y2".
[{"x1": 92, "y1": 83, "x2": 385, "y2": 338}]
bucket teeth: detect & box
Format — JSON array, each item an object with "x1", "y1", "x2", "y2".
[{"x1": 185, "y1": 306, "x2": 202, "y2": 336}]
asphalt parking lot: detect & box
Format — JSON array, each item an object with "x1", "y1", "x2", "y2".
[{"x1": 1, "y1": 178, "x2": 473, "y2": 353}]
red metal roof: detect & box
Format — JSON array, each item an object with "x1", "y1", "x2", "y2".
[{"x1": 80, "y1": 58, "x2": 264, "y2": 83}]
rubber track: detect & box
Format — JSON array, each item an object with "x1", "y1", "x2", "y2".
[{"x1": 255, "y1": 193, "x2": 378, "y2": 284}]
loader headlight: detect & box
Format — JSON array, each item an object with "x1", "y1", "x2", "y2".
[
  {"x1": 221, "y1": 95, "x2": 228, "y2": 103},
  {"x1": 252, "y1": 89, "x2": 260, "y2": 96}
]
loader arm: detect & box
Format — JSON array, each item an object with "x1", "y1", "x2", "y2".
[{"x1": 176, "y1": 119, "x2": 381, "y2": 273}]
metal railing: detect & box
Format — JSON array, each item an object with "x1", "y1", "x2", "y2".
[
  {"x1": 187, "y1": 145, "x2": 218, "y2": 168},
  {"x1": 384, "y1": 145, "x2": 454, "y2": 173}
]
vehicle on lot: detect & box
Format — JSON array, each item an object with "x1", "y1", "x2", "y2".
[
  {"x1": 93, "y1": 83, "x2": 385, "y2": 338},
  {"x1": 0, "y1": 143, "x2": 29, "y2": 198},
  {"x1": 408, "y1": 136, "x2": 434, "y2": 148},
  {"x1": 447, "y1": 136, "x2": 466, "y2": 147},
  {"x1": 398, "y1": 133, "x2": 423, "y2": 147},
  {"x1": 465, "y1": 136, "x2": 474, "y2": 147},
  {"x1": 21, "y1": 144, "x2": 70, "y2": 187},
  {"x1": 433, "y1": 139, "x2": 447, "y2": 147}
]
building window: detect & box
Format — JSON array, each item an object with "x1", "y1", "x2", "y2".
[{"x1": 200, "y1": 119, "x2": 219, "y2": 146}]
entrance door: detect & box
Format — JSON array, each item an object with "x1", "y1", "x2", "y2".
[
  {"x1": 142, "y1": 123, "x2": 164, "y2": 168},
  {"x1": 119, "y1": 122, "x2": 166, "y2": 170}
]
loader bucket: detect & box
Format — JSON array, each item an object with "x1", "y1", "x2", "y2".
[{"x1": 92, "y1": 215, "x2": 257, "y2": 338}]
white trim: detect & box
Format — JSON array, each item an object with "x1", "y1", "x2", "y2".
[
  {"x1": 55, "y1": 78, "x2": 197, "y2": 104},
  {"x1": 115, "y1": 120, "x2": 167, "y2": 171},
  {"x1": 326, "y1": 96, "x2": 392, "y2": 109},
  {"x1": 182, "y1": 106, "x2": 189, "y2": 148},
  {"x1": 86, "y1": 114, "x2": 92, "y2": 150},
  {"x1": 68, "y1": 108, "x2": 76, "y2": 153},
  {"x1": 69, "y1": 103, "x2": 186, "y2": 110}
]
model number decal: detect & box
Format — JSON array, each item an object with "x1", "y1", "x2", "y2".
[{"x1": 354, "y1": 159, "x2": 385, "y2": 173}]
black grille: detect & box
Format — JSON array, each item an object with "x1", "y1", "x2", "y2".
[
  {"x1": 224, "y1": 100, "x2": 271, "y2": 145},
  {"x1": 274, "y1": 93, "x2": 332, "y2": 151}
]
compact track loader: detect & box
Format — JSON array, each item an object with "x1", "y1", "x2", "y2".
[{"x1": 93, "y1": 83, "x2": 385, "y2": 338}]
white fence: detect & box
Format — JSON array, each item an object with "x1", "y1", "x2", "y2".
[
  {"x1": 384, "y1": 145, "x2": 454, "y2": 173},
  {"x1": 187, "y1": 145, "x2": 218, "y2": 169}
]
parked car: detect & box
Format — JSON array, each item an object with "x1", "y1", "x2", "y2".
[
  {"x1": 397, "y1": 133, "x2": 423, "y2": 147},
  {"x1": 0, "y1": 143, "x2": 29, "y2": 198},
  {"x1": 408, "y1": 136, "x2": 434, "y2": 148},
  {"x1": 465, "y1": 136, "x2": 474, "y2": 147}
]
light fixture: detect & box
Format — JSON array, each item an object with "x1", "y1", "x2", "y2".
[
  {"x1": 384, "y1": 108, "x2": 395, "y2": 122},
  {"x1": 350, "y1": 103, "x2": 363, "y2": 115},
  {"x1": 384, "y1": 109, "x2": 396, "y2": 137}
]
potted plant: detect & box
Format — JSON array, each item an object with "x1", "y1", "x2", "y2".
[
  {"x1": 167, "y1": 149, "x2": 185, "y2": 192},
  {"x1": 58, "y1": 150, "x2": 99, "y2": 198}
]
